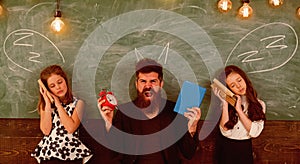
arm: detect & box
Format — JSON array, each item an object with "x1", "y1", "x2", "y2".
[
  {"x1": 39, "y1": 86, "x2": 53, "y2": 135},
  {"x1": 177, "y1": 121, "x2": 200, "y2": 159},
  {"x1": 248, "y1": 100, "x2": 266, "y2": 137},
  {"x1": 235, "y1": 95, "x2": 267, "y2": 135},
  {"x1": 218, "y1": 95, "x2": 254, "y2": 136},
  {"x1": 212, "y1": 87, "x2": 230, "y2": 131},
  {"x1": 219, "y1": 101, "x2": 230, "y2": 131},
  {"x1": 98, "y1": 100, "x2": 123, "y2": 163},
  {"x1": 97, "y1": 98, "x2": 114, "y2": 132},
  {"x1": 178, "y1": 130, "x2": 200, "y2": 159},
  {"x1": 176, "y1": 107, "x2": 201, "y2": 159},
  {"x1": 40, "y1": 108, "x2": 53, "y2": 135},
  {"x1": 235, "y1": 95, "x2": 252, "y2": 132},
  {"x1": 235, "y1": 97, "x2": 266, "y2": 137},
  {"x1": 53, "y1": 95, "x2": 83, "y2": 134}
]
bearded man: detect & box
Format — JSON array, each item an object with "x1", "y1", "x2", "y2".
[{"x1": 98, "y1": 58, "x2": 201, "y2": 164}]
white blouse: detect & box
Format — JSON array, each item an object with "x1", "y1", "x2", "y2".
[{"x1": 220, "y1": 97, "x2": 266, "y2": 140}]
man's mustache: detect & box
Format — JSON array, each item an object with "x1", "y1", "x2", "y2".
[{"x1": 142, "y1": 88, "x2": 152, "y2": 93}]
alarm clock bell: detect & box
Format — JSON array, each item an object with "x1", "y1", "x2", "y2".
[{"x1": 98, "y1": 89, "x2": 118, "y2": 111}]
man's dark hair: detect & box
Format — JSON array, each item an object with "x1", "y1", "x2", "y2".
[{"x1": 135, "y1": 58, "x2": 163, "y2": 81}]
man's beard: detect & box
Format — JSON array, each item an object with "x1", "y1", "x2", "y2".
[{"x1": 134, "y1": 88, "x2": 161, "y2": 109}]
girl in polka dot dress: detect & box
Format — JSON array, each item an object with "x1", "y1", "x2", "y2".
[{"x1": 31, "y1": 65, "x2": 92, "y2": 163}]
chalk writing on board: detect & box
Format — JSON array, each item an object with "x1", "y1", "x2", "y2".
[
  {"x1": 135, "y1": 43, "x2": 170, "y2": 64},
  {"x1": 158, "y1": 42, "x2": 170, "y2": 64},
  {"x1": 3, "y1": 29, "x2": 65, "y2": 73},
  {"x1": 171, "y1": 5, "x2": 207, "y2": 14},
  {"x1": 24, "y1": 2, "x2": 52, "y2": 17},
  {"x1": 225, "y1": 22, "x2": 298, "y2": 74}
]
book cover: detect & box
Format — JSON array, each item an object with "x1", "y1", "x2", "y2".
[
  {"x1": 174, "y1": 81, "x2": 206, "y2": 115},
  {"x1": 210, "y1": 78, "x2": 237, "y2": 107}
]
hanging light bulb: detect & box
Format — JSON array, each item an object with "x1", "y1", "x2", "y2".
[
  {"x1": 50, "y1": 0, "x2": 65, "y2": 33},
  {"x1": 51, "y1": 11, "x2": 65, "y2": 33},
  {"x1": 217, "y1": 0, "x2": 233, "y2": 12},
  {"x1": 0, "y1": 3, "x2": 3, "y2": 16},
  {"x1": 269, "y1": 0, "x2": 283, "y2": 7},
  {"x1": 238, "y1": 0, "x2": 253, "y2": 19},
  {"x1": 297, "y1": 7, "x2": 300, "y2": 19},
  {"x1": 51, "y1": 17, "x2": 65, "y2": 33}
]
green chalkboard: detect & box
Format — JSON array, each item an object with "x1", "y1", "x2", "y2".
[{"x1": 0, "y1": 0, "x2": 299, "y2": 120}]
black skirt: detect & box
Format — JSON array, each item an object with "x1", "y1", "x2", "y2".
[{"x1": 214, "y1": 131, "x2": 253, "y2": 164}]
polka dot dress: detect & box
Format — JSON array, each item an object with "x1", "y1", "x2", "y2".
[{"x1": 31, "y1": 97, "x2": 92, "y2": 163}]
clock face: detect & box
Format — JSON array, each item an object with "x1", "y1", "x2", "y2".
[{"x1": 106, "y1": 94, "x2": 117, "y2": 105}]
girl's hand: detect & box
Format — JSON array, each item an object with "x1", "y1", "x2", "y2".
[
  {"x1": 212, "y1": 87, "x2": 228, "y2": 105},
  {"x1": 234, "y1": 95, "x2": 243, "y2": 112},
  {"x1": 50, "y1": 93, "x2": 62, "y2": 109},
  {"x1": 39, "y1": 86, "x2": 52, "y2": 110}
]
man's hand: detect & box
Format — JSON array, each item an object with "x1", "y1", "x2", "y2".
[
  {"x1": 98, "y1": 98, "x2": 114, "y2": 131},
  {"x1": 184, "y1": 107, "x2": 201, "y2": 137}
]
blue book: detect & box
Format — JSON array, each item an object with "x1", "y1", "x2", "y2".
[{"x1": 174, "y1": 81, "x2": 206, "y2": 115}]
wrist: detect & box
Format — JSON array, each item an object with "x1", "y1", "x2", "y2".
[
  {"x1": 236, "y1": 108, "x2": 243, "y2": 114},
  {"x1": 105, "y1": 122, "x2": 112, "y2": 132},
  {"x1": 188, "y1": 126, "x2": 197, "y2": 134},
  {"x1": 221, "y1": 103, "x2": 228, "y2": 111},
  {"x1": 45, "y1": 109, "x2": 53, "y2": 112},
  {"x1": 221, "y1": 101, "x2": 228, "y2": 106},
  {"x1": 56, "y1": 103, "x2": 64, "y2": 110},
  {"x1": 44, "y1": 107, "x2": 53, "y2": 113},
  {"x1": 189, "y1": 131, "x2": 196, "y2": 137}
]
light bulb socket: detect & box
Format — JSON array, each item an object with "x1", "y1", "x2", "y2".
[{"x1": 54, "y1": 10, "x2": 62, "y2": 17}]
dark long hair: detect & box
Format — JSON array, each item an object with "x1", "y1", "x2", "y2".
[
  {"x1": 224, "y1": 65, "x2": 266, "y2": 129},
  {"x1": 37, "y1": 65, "x2": 73, "y2": 113}
]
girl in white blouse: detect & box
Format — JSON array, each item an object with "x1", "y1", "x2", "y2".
[{"x1": 213, "y1": 65, "x2": 266, "y2": 164}]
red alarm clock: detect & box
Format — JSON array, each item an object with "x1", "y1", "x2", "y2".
[{"x1": 98, "y1": 89, "x2": 118, "y2": 111}]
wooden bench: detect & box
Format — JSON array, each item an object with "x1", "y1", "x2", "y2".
[{"x1": 0, "y1": 119, "x2": 299, "y2": 163}]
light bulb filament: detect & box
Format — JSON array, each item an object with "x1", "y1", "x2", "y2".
[
  {"x1": 238, "y1": 3, "x2": 253, "y2": 19},
  {"x1": 269, "y1": 0, "x2": 283, "y2": 7},
  {"x1": 221, "y1": 1, "x2": 228, "y2": 10},
  {"x1": 243, "y1": 7, "x2": 249, "y2": 17},
  {"x1": 218, "y1": 0, "x2": 232, "y2": 12},
  {"x1": 51, "y1": 17, "x2": 65, "y2": 33}
]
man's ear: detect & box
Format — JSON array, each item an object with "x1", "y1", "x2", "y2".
[
  {"x1": 160, "y1": 80, "x2": 164, "y2": 88},
  {"x1": 135, "y1": 77, "x2": 138, "y2": 88}
]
